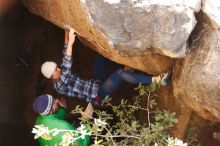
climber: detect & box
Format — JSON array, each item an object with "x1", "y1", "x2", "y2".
[
  {"x1": 33, "y1": 94, "x2": 92, "y2": 146},
  {"x1": 40, "y1": 29, "x2": 171, "y2": 105}
]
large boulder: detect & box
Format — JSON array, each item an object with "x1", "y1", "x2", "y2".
[
  {"x1": 173, "y1": 27, "x2": 220, "y2": 122},
  {"x1": 84, "y1": 0, "x2": 200, "y2": 58},
  {"x1": 22, "y1": 0, "x2": 201, "y2": 74},
  {"x1": 202, "y1": 0, "x2": 220, "y2": 28}
]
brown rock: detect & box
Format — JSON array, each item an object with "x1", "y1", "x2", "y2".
[
  {"x1": 22, "y1": 0, "x2": 175, "y2": 74},
  {"x1": 158, "y1": 85, "x2": 193, "y2": 139},
  {"x1": 173, "y1": 27, "x2": 220, "y2": 122}
]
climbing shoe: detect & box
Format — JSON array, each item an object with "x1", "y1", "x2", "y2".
[{"x1": 152, "y1": 69, "x2": 172, "y2": 86}]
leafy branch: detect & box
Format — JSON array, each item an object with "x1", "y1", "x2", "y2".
[{"x1": 32, "y1": 83, "x2": 187, "y2": 146}]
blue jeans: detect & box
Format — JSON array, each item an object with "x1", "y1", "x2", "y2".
[{"x1": 93, "y1": 54, "x2": 152, "y2": 101}]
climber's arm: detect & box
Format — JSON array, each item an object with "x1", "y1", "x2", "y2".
[{"x1": 65, "y1": 29, "x2": 76, "y2": 57}]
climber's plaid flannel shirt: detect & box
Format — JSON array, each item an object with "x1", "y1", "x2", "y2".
[{"x1": 53, "y1": 46, "x2": 100, "y2": 103}]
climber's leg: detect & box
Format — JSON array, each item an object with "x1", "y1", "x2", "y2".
[{"x1": 98, "y1": 69, "x2": 152, "y2": 101}]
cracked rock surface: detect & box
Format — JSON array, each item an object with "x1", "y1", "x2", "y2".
[
  {"x1": 84, "y1": 0, "x2": 199, "y2": 58},
  {"x1": 173, "y1": 27, "x2": 220, "y2": 122}
]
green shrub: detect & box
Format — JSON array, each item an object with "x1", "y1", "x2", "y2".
[{"x1": 33, "y1": 84, "x2": 189, "y2": 146}]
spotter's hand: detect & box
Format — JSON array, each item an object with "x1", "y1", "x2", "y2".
[{"x1": 81, "y1": 103, "x2": 94, "y2": 119}]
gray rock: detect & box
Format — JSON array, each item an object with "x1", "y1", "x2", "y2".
[
  {"x1": 83, "y1": 0, "x2": 200, "y2": 58},
  {"x1": 202, "y1": 0, "x2": 220, "y2": 28}
]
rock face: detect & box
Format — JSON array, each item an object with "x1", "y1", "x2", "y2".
[
  {"x1": 84, "y1": 0, "x2": 200, "y2": 58},
  {"x1": 22, "y1": 0, "x2": 201, "y2": 74},
  {"x1": 158, "y1": 85, "x2": 193, "y2": 139},
  {"x1": 22, "y1": 0, "x2": 220, "y2": 122},
  {"x1": 202, "y1": 0, "x2": 220, "y2": 28},
  {"x1": 173, "y1": 27, "x2": 220, "y2": 122}
]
